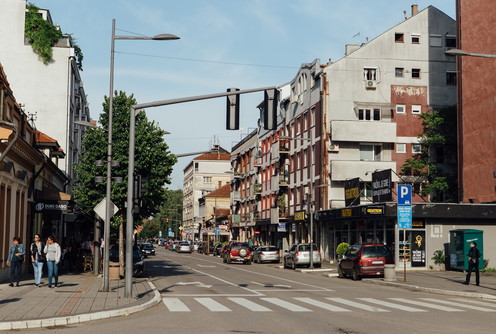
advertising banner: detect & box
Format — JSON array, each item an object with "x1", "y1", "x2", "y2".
[
  {"x1": 344, "y1": 177, "x2": 360, "y2": 207},
  {"x1": 372, "y1": 169, "x2": 392, "y2": 202},
  {"x1": 411, "y1": 230, "x2": 426, "y2": 267}
]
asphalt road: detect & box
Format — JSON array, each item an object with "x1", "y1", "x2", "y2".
[{"x1": 17, "y1": 247, "x2": 496, "y2": 334}]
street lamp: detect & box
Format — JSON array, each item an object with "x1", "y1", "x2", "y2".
[
  {"x1": 444, "y1": 48, "x2": 496, "y2": 59},
  {"x1": 104, "y1": 19, "x2": 179, "y2": 293}
]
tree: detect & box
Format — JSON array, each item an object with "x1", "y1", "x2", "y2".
[
  {"x1": 148, "y1": 189, "x2": 183, "y2": 238},
  {"x1": 400, "y1": 107, "x2": 457, "y2": 201},
  {"x1": 74, "y1": 91, "x2": 177, "y2": 262}
]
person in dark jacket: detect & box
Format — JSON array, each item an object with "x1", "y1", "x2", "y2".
[
  {"x1": 7, "y1": 236, "x2": 25, "y2": 287},
  {"x1": 464, "y1": 242, "x2": 481, "y2": 286}
]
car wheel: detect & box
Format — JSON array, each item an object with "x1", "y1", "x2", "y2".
[
  {"x1": 291, "y1": 260, "x2": 296, "y2": 270},
  {"x1": 223, "y1": 256, "x2": 227, "y2": 263},
  {"x1": 246, "y1": 260, "x2": 251, "y2": 265},
  {"x1": 283, "y1": 259, "x2": 287, "y2": 268},
  {"x1": 227, "y1": 256, "x2": 231, "y2": 264},
  {"x1": 338, "y1": 266, "x2": 345, "y2": 278},
  {"x1": 352, "y1": 267, "x2": 362, "y2": 281},
  {"x1": 315, "y1": 263, "x2": 321, "y2": 268}
]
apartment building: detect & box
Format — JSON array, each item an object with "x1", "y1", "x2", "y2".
[
  {"x1": 0, "y1": 0, "x2": 90, "y2": 188},
  {"x1": 182, "y1": 146, "x2": 230, "y2": 240},
  {"x1": 455, "y1": 0, "x2": 496, "y2": 203}
]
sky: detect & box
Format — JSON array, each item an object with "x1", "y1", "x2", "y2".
[{"x1": 29, "y1": 0, "x2": 456, "y2": 189}]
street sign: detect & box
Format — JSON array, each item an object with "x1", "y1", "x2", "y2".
[
  {"x1": 397, "y1": 206, "x2": 413, "y2": 229},
  {"x1": 215, "y1": 227, "x2": 220, "y2": 236},
  {"x1": 93, "y1": 197, "x2": 119, "y2": 223},
  {"x1": 398, "y1": 184, "x2": 412, "y2": 205}
]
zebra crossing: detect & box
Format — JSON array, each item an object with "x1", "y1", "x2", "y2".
[{"x1": 162, "y1": 296, "x2": 496, "y2": 313}]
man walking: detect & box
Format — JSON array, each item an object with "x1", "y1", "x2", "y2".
[{"x1": 464, "y1": 241, "x2": 481, "y2": 286}]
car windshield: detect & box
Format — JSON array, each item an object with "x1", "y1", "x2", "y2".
[
  {"x1": 143, "y1": 244, "x2": 153, "y2": 249},
  {"x1": 298, "y1": 244, "x2": 317, "y2": 251},
  {"x1": 179, "y1": 242, "x2": 189, "y2": 246},
  {"x1": 232, "y1": 244, "x2": 247, "y2": 249},
  {"x1": 261, "y1": 247, "x2": 278, "y2": 252},
  {"x1": 345, "y1": 246, "x2": 360, "y2": 257},
  {"x1": 362, "y1": 246, "x2": 391, "y2": 258}
]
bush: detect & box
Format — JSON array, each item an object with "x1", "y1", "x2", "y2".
[
  {"x1": 431, "y1": 250, "x2": 446, "y2": 265},
  {"x1": 336, "y1": 242, "x2": 350, "y2": 256}
]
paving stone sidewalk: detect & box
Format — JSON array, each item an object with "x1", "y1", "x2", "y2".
[{"x1": 0, "y1": 273, "x2": 156, "y2": 323}]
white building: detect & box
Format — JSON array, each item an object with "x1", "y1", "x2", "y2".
[
  {"x1": 0, "y1": 0, "x2": 90, "y2": 190},
  {"x1": 323, "y1": 5, "x2": 456, "y2": 208},
  {"x1": 182, "y1": 146, "x2": 231, "y2": 240}
]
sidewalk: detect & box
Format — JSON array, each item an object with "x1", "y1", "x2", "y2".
[{"x1": 0, "y1": 272, "x2": 160, "y2": 330}]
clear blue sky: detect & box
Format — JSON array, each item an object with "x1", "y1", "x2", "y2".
[{"x1": 31, "y1": 0, "x2": 455, "y2": 189}]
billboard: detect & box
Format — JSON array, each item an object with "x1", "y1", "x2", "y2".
[
  {"x1": 372, "y1": 169, "x2": 392, "y2": 202},
  {"x1": 344, "y1": 177, "x2": 360, "y2": 207}
]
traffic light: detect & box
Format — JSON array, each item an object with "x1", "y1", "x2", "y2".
[
  {"x1": 226, "y1": 88, "x2": 240, "y2": 130},
  {"x1": 166, "y1": 218, "x2": 169, "y2": 223},
  {"x1": 263, "y1": 88, "x2": 278, "y2": 130}
]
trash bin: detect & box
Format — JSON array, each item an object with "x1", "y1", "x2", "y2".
[
  {"x1": 384, "y1": 264, "x2": 396, "y2": 281},
  {"x1": 109, "y1": 261, "x2": 120, "y2": 280},
  {"x1": 449, "y1": 229, "x2": 484, "y2": 271}
]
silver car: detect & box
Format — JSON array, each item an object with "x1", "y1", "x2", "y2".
[
  {"x1": 176, "y1": 242, "x2": 192, "y2": 253},
  {"x1": 283, "y1": 243, "x2": 321, "y2": 269},
  {"x1": 253, "y1": 246, "x2": 280, "y2": 263}
]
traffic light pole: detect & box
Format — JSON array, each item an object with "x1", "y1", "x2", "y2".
[{"x1": 125, "y1": 86, "x2": 277, "y2": 298}]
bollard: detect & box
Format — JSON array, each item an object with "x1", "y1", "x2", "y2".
[{"x1": 384, "y1": 264, "x2": 396, "y2": 281}]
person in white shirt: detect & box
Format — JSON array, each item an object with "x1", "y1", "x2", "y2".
[{"x1": 44, "y1": 236, "x2": 61, "y2": 288}]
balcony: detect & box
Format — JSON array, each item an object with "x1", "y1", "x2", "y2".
[
  {"x1": 232, "y1": 191, "x2": 241, "y2": 202},
  {"x1": 330, "y1": 160, "x2": 397, "y2": 181},
  {"x1": 330, "y1": 120, "x2": 396, "y2": 143},
  {"x1": 271, "y1": 174, "x2": 290, "y2": 192},
  {"x1": 253, "y1": 183, "x2": 262, "y2": 194}
]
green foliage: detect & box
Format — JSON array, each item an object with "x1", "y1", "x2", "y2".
[
  {"x1": 400, "y1": 108, "x2": 457, "y2": 199},
  {"x1": 73, "y1": 91, "x2": 177, "y2": 228},
  {"x1": 140, "y1": 220, "x2": 161, "y2": 239},
  {"x1": 336, "y1": 242, "x2": 349, "y2": 256},
  {"x1": 25, "y1": 3, "x2": 63, "y2": 64},
  {"x1": 25, "y1": 3, "x2": 84, "y2": 69},
  {"x1": 150, "y1": 189, "x2": 183, "y2": 237},
  {"x1": 431, "y1": 249, "x2": 446, "y2": 265}
]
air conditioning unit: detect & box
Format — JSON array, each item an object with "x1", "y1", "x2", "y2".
[
  {"x1": 328, "y1": 144, "x2": 340, "y2": 152},
  {"x1": 365, "y1": 80, "x2": 377, "y2": 89}
]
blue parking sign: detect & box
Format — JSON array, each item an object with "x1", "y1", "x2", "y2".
[
  {"x1": 397, "y1": 185, "x2": 412, "y2": 205},
  {"x1": 398, "y1": 206, "x2": 413, "y2": 229}
]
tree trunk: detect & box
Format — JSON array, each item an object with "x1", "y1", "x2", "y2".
[{"x1": 119, "y1": 215, "x2": 124, "y2": 277}]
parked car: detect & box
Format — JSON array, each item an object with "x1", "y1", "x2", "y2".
[
  {"x1": 253, "y1": 246, "x2": 280, "y2": 263},
  {"x1": 223, "y1": 242, "x2": 252, "y2": 264},
  {"x1": 109, "y1": 246, "x2": 144, "y2": 277},
  {"x1": 283, "y1": 243, "x2": 321, "y2": 269},
  {"x1": 171, "y1": 241, "x2": 180, "y2": 251},
  {"x1": 140, "y1": 243, "x2": 155, "y2": 256},
  {"x1": 338, "y1": 243, "x2": 394, "y2": 280},
  {"x1": 176, "y1": 242, "x2": 192, "y2": 253},
  {"x1": 213, "y1": 243, "x2": 224, "y2": 256}
]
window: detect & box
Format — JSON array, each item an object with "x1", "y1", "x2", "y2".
[
  {"x1": 363, "y1": 68, "x2": 377, "y2": 81},
  {"x1": 412, "y1": 68, "x2": 421, "y2": 79},
  {"x1": 360, "y1": 182, "x2": 372, "y2": 199},
  {"x1": 203, "y1": 176, "x2": 212, "y2": 183},
  {"x1": 429, "y1": 34, "x2": 442, "y2": 47},
  {"x1": 446, "y1": 36, "x2": 456, "y2": 48},
  {"x1": 194, "y1": 162, "x2": 199, "y2": 171},
  {"x1": 396, "y1": 143, "x2": 406, "y2": 153},
  {"x1": 411, "y1": 34, "x2": 420, "y2": 44},
  {"x1": 395, "y1": 67, "x2": 404, "y2": 77},
  {"x1": 395, "y1": 33, "x2": 404, "y2": 43},
  {"x1": 446, "y1": 72, "x2": 457, "y2": 86},
  {"x1": 396, "y1": 104, "x2": 406, "y2": 114},
  {"x1": 412, "y1": 105, "x2": 422, "y2": 114},
  {"x1": 412, "y1": 144, "x2": 422, "y2": 154},
  {"x1": 358, "y1": 108, "x2": 381, "y2": 121},
  {"x1": 360, "y1": 144, "x2": 382, "y2": 161}
]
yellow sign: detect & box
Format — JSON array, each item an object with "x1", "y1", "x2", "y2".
[
  {"x1": 341, "y1": 209, "x2": 352, "y2": 217},
  {"x1": 367, "y1": 208, "x2": 383, "y2": 214},
  {"x1": 294, "y1": 211, "x2": 306, "y2": 221}
]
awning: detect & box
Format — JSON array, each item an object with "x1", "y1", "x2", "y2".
[{"x1": 41, "y1": 187, "x2": 72, "y2": 201}]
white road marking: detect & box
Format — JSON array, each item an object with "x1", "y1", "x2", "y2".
[
  {"x1": 421, "y1": 298, "x2": 496, "y2": 312},
  {"x1": 176, "y1": 281, "x2": 212, "y2": 288},
  {"x1": 228, "y1": 298, "x2": 272, "y2": 312},
  {"x1": 197, "y1": 264, "x2": 216, "y2": 268},
  {"x1": 261, "y1": 298, "x2": 312, "y2": 312},
  {"x1": 251, "y1": 281, "x2": 292, "y2": 289},
  {"x1": 358, "y1": 298, "x2": 427, "y2": 312},
  {"x1": 294, "y1": 297, "x2": 350, "y2": 312},
  {"x1": 326, "y1": 298, "x2": 389, "y2": 312},
  {"x1": 389, "y1": 298, "x2": 463, "y2": 312},
  {"x1": 450, "y1": 298, "x2": 496, "y2": 308},
  {"x1": 195, "y1": 298, "x2": 231, "y2": 312},
  {"x1": 162, "y1": 298, "x2": 190, "y2": 312}
]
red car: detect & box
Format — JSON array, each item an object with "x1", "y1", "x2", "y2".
[
  {"x1": 338, "y1": 244, "x2": 394, "y2": 280},
  {"x1": 222, "y1": 242, "x2": 252, "y2": 265}
]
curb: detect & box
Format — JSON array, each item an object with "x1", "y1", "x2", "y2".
[
  {"x1": 362, "y1": 278, "x2": 496, "y2": 300},
  {"x1": 0, "y1": 279, "x2": 162, "y2": 331}
]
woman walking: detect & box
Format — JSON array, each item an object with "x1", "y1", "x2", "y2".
[
  {"x1": 30, "y1": 234, "x2": 46, "y2": 287},
  {"x1": 44, "y1": 236, "x2": 61, "y2": 288},
  {"x1": 6, "y1": 236, "x2": 25, "y2": 287}
]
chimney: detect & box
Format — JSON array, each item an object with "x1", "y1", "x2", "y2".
[{"x1": 411, "y1": 4, "x2": 419, "y2": 16}]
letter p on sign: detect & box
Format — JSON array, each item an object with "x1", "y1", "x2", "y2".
[{"x1": 397, "y1": 184, "x2": 412, "y2": 206}]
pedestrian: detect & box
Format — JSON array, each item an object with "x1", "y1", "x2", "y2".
[
  {"x1": 30, "y1": 234, "x2": 46, "y2": 287},
  {"x1": 6, "y1": 236, "x2": 25, "y2": 287},
  {"x1": 44, "y1": 236, "x2": 61, "y2": 288},
  {"x1": 464, "y1": 241, "x2": 481, "y2": 286}
]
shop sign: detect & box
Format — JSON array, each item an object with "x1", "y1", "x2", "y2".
[
  {"x1": 291, "y1": 223, "x2": 296, "y2": 232},
  {"x1": 372, "y1": 169, "x2": 392, "y2": 202},
  {"x1": 277, "y1": 223, "x2": 286, "y2": 232},
  {"x1": 341, "y1": 208, "x2": 352, "y2": 217},
  {"x1": 35, "y1": 201, "x2": 71, "y2": 213},
  {"x1": 363, "y1": 205, "x2": 384, "y2": 216},
  {"x1": 412, "y1": 220, "x2": 425, "y2": 229},
  {"x1": 344, "y1": 177, "x2": 360, "y2": 207},
  {"x1": 411, "y1": 230, "x2": 426, "y2": 267},
  {"x1": 294, "y1": 210, "x2": 306, "y2": 221}
]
